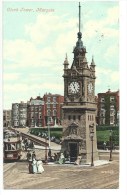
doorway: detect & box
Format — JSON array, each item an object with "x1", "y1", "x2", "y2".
[{"x1": 69, "y1": 142, "x2": 78, "y2": 162}]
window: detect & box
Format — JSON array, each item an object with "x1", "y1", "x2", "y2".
[
  {"x1": 39, "y1": 123, "x2": 42, "y2": 127},
  {"x1": 47, "y1": 97, "x2": 51, "y2": 102},
  {"x1": 73, "y1": 115, "x2": 76, "y2": 120},
  {"x1": 53, "y1": 104, "x2": 56, "y2": 108},
  {"x1": 5, "y1": 144, "x2": 8, "y2": 150},
  {"x1": 35, "y1": 107, "x2": 38, "y2": 112},
  {"x1": 39, "y1": 106, "x2": 42, "y2": 111},
  {"x1": 31, "y1": 106, "x2": 34, "y2": 111},
  {"x1": 78, "y1": 115, "x2": 81, "y2": 120},
  {"x1": 110, "y1": 110, "x2": 115, "y2": 115},
  {"x1": 11, "y1": 143, "x2": 16, "y2": 150},
  {"x1": 47, "y1": 104, "x2": 50, "y2": 108},
  {"x1": 53, "y1": 110, "x2": 57, "y2": 116},
  {"x1": 47, "y1": 110, "x2": 51, "y2": 116},
  {"x1": 100, "y1": 118, "x2": 105, "y2": 125},
  {"x1": 110, "y1": 116, "x2": 114, "y2": 124},
  {"x1": 101, "y1": 97, "x2": 105, "y2": 102},
  {"x1": 100, "y1": 109, "x2": 105, "y2": 117},
  {"x1": 31, "y1": 113, "x2": 34, "y2": 119},
  {"x1": 48, "y1": 117, "x2": 52, "y2": 123},
  {"x1": 14, "y1": 110, "x2": 18, "y2": 115},
  {"x1": 101, "y1": 103, "x2": 105, "y2": 108},
  {"x1": 68, "y1": 115, "x2": 71, "y2": 120},
  {"x1": 35, "y1": 112, "x2": 38, "y2": 118},
  {"x1": 8, "y1": 144, "x2": 11, "y2": 150},
  {"x1": 110, "y1": 96, "x2": 115, "y2": 102},
  {"x1": 110, "y1": 105, "x2": 114, "y2": 109},
  {"x1": 53, "y1": 97, "x2": 56, "y2": 102}
]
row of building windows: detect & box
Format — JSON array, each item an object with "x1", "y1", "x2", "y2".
[
  {"x1": 100, "y1": 109, "x2": 116, "y2": 117},
  {"x1": 29, "y1": 104, "x2": 58, "y2": 110},
  {"x1": 101, "y1": 96, "x2": 115, "y2": 102},
  {"x1": 47, "y1": 109, "x2": 57, "y2": 116},
  {"x1": 47, "y1": 97, "x2": 57, "y2": 102},
  {"x1": 88, "y1": 115, "x2": 94, "y2": 121},
  {"x1": 30, "y1": 106, "x2": 42, "y2": 111},
  {"x1": 12, "y1": 115, "x2": 27, "y2": 119},
  {"x1": 47, "y1": 104, "x2": 57, "y2": 108},
  {"x1": 67, "y1": 115, "x2": 94, "y2": 121},
  {"x1": 100, "y1": 116, "x2": 116, "y2": 125},
  {"x1": 68, "y1": 115, "x2": 81, "y2": 121}
]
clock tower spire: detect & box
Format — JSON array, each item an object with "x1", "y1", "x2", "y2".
[
  {"x1": 72, "y1": 2, "x2": 87, "y2": 70},
  {"x1": 61, "y1": 2, "x2": 99, "y2": 164}
]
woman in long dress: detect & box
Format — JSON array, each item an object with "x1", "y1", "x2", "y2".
[
  {"x1": 32, "y1": 158, "x2": 37, "y2": 173},
  {"x1": 37, "y1": 160, "x2": 44, "y2": 173},
  {"x1": 28, "y1": 160, "x2": 33, "y2": 174},
  {"x1": 59, "y1": 153, "x2": 65, "y2": 164}
]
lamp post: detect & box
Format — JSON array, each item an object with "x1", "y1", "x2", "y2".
[
  {"x1": 47, "y1": 116, "x2": 52, "y2": 149},
  {"x1": 109, "y1": 130, "x2": 113, "y2": 161},
  {"x1": 45, "y1": 137, "x2": 48, "y2": 164},
  {"x1": 89, "y1": 124, "x2": 94, "y2": 167}
]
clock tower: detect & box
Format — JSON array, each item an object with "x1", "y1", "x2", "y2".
[{"x1": 61, "y1": 3, "x2": 99, "y2": 164}]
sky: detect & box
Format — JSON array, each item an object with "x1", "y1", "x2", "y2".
[{"x1": 2, "y1": 1, "x2": 119, "y2": 109}]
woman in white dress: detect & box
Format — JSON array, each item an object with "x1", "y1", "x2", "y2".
[
  {"x1": 32, "y1": 158, "x2": 37, "y2": 173},
  {"x1": 37, "y1": 160, "x2": 44, "y2": 173}
]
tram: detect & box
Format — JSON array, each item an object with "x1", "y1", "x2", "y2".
[{"x1": 3, "y1": 130, "x2": 22, "y2": 161}]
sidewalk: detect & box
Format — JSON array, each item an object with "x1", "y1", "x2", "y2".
[
  {"x1": 98, "y1": 149, "x2": 119, "y2": 153},
  {"x1": 45, "y1": 159, "x2": 110, "y2": 167}
]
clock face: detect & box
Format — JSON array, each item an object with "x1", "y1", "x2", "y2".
[
  {"x1": 88, "y1": 83, "x2": 93, "y2": 93},
  {"x1": 68, "y1": 81, "x2": 80, "y2": 94}
]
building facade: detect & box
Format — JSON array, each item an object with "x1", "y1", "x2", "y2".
[
  {"x1": 97, "y1": 90, "x2": 119, "y2": 126},
  {"x1": 27, "y1": 96, "x2": 45, "y2": 127},
  {"x1": 43, "y1": 93, "x2": 64, "y2": 126},
  {"x1": 11, "y1": 94, "x2": 64, "y2": 128},
  {"x1": 3, "y1": 110, "x2": 12, "y2": 127},
  {"x1": 61, "y1": 3, "x2": 98, "y2": 164},
  {"x1": 11, "y1": 102, "x2": 27, "y2": 127}
]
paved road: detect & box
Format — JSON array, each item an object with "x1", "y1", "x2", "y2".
[
  {"x1": 4, "y1": 128, "x2": 119, "y2": 189},
  {"x1": 3, "y1": 152, "x2": 119, "y2": 189}
]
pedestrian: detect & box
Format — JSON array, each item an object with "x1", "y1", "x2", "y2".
[
  {"x1": 31, "y1": 141, "x2": 34, "y2": 149},
  {"x1": 27, "y1": 139, "x2": 31, "y2": 148},
  {"x1": 32, "y1": 151, "x2": 36, "y2": 160},
  {"x1": 37, "y1": 160, "x2": 44, "y2": 173},
  {"x1": 56, "y1": 152, "x2": 60, "y2": 161},
  {"x1": 32, "y1": 158, "x2": 37, "y2": 174},
  {"x1": 54, "y1": 153, "x2": 57, "y2": 161},
  {"x1": 74, "y1": 155, "x2": 82, "y2": 165},
  {"x1": 28, "y1": 160, "x2": 33, "y2": 174},
  {"x1": 48, "y1": 149, "x2": 51, "y2": 158},
  {"x1": 27, "y1": 151, "x2": 32, "y2": 161},
  {"x1": 59, "y1": 152, "x2": 65, "y2": 164},
  {"x1": 103, "y1": 141, "x2": 106, "y2": 150},
  {"x1": 25, "y1": 141, "x2": 29, "y2": 151}
]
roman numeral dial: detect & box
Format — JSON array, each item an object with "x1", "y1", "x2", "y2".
[{"x1": 68, "y1": 81, "x2": 80, "y2": 94}]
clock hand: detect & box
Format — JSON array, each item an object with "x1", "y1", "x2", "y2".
[{"x1": 72, "y1": 83, "x2": 77, "y2": 92}]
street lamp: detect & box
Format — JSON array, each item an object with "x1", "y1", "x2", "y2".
[
  {"x1": 109, "y1": 130, "x2": 113, "y2": 161},
  {"x1": 45, "y1": 138, "x2": 48, "y2": 164},
  {"x1": 47, "y1": 116, "x2": 52, "y2": 149},
  {"x1": 89, "y1": 124, "x2": 94, "y2": 167}
]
